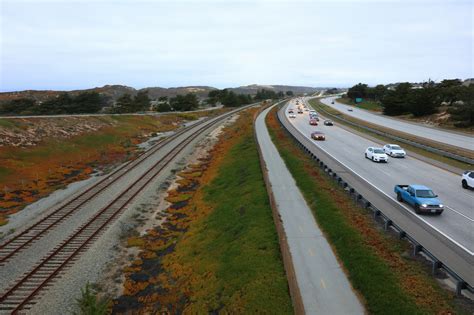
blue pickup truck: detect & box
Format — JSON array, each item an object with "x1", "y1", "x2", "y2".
[{"x1": 394, "y1": 184, "x2": 444, "y2": 215}]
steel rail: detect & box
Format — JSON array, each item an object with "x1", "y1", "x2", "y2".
[
  {"x1": 0, "y1": 117, "x2": 211, "y2": 263},
  {"x1": 0, "y1": 105, "x2": 250, "y2": 313}
]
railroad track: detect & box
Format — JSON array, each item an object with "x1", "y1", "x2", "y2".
[
  {"x1": 0, "y1": 117, "x2": 207, "y2": 264},
  {"x1": 0, "y1": 106, "x2": 249, "y2": 313}
]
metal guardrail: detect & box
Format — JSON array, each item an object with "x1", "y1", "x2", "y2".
[
  {"x1": 310, "y1": 100, "x2": 474, "y2": 165},
  {"x1": 275, "y1": 102, "x2": 473, "y2": 296}
]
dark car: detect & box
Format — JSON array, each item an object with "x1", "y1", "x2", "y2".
[
  {"x1": 311, "y1": 131, "x2": 326, "y2": 141},
  {"x1": 324, "y1": 120, "x2": 333, "y2": 126}
]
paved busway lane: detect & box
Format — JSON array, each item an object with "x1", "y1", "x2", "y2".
[
  {"x1": 256, "y1": 105, "x2": 364, "y2": 315},
  {"x1": 318, "y1": 96, "x2": 474, "y2": 151},
  {"x1": 285, "y1": 101, "x2": 474, "y2": 253}
]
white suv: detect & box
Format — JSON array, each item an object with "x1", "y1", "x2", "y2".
[
  {"x1": 365, "y1": 147, "x2": 389, "y2": 163},
  {"x1": 383, "y1": 144, "x2": 406, "y2": 158},
  {"x1": 462, "y1": 171, "x2": 474, "y2": 189}
]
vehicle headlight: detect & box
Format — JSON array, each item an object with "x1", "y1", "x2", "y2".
[
  {"x1": 421, "y1": 204, "x2": 428, "y2": 207},
  {"x1": 439, "y1": 204, "x2": 444, "y2": 208}
]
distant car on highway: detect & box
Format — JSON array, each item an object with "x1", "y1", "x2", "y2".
[
  {"x1": 289, "y1": 113, "x2": 296, "y2": 118},
  {"x1": 324, "y1": 120, "x2": 333, "y2": 126},
  {"x1": 394, "y1": 184, "x2": 444, "y2": 214},
  {"x1": 309, "y1": 119, "x2": 318, "y2": 126},
  {"x1": 383, "y1": 144, "x2": 406, "y2": 158},
  {"x1": 298, "y1": 109, "x2": 303, "y2": 114},
  {"x1": 331, "y1": 101, "x2": 335, "y2": 104},
  {"x1": 365, "y1": 147, "x2": 388, "y2": 163},
  {"x1": 348, "y1": 108, "x2": 353, "y2": 112},
  {"x1": 311, "y1": 131, "x2": 326, "y2": 141},
  {"x1": 461, "y1": 171, "x2": 474, "y2": 189},
  {"x1": 288, "y1": 108, "x2": 294, "y2": 113}
]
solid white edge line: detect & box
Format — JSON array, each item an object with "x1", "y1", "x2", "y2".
[{"x1": 282, "y1": 101, "x2": 474, "y2": 256}]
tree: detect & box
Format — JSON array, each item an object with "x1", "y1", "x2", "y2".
[
  {"x1": 381, "y1": 83, "x2": 411, "y2": 116},
  {"x1": 254, "y1": 89, "x2": 278, "y2": 100},
  {"x1": 448, "y1": 85, "x2": 474, "y2": 127},
  {"x1": 437, "y1": 79, "x2": 463, "y2": 106},
  {"x1": 406, "y1": 82, "x2": 439, "y2": 117},
  {"x1": 35, "y1": 93, "x2": 72, "y2": 114},
  {"x1": 347, "y1": 83, "x2": 368, "y2": 100},
  {"x1": 0, "y1": 98, "x2": 36, "y2": 114},
  {"x1": 221, "y1": 91, "x2": 240, "y2": 107},
  {"x1": 170, "y1": 93, "x2": 199, "y2": 111},
  {"x1": 133, "y1": 91, "x2": 151, "y2": 112},
  {"x1": 114, "y1": 93, "x2": 134, "y2": 113},
  {"x1": 70, "y1": 92, "x2": 104, "y2": 113},
  {"x1": 207, "y1": 90, "x2": 221, "y2": 105},
  {"x1": 156, "y1": 102, "x2": 172, "y2": 112},
  {"x1": 286, "y1": 91, "x2": 294, "y2": 96}
]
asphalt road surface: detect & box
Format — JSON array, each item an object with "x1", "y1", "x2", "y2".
[
  {"x1": 318, "y1": 96, "x2": 474, "y2": 151},
  {"x1": 256, "y1": 105, "x2": 364, "y2": 315},
  {"x1": 285, "y1": 100, "x2": 474, "y2": 254}
]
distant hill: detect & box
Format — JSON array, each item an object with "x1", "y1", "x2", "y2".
[
  {"x1": 0, "y1": 84, "x2": 324, "y2": 105},
  {"x1": 229, "y1": 84, "x2": 323, "y2": 95},
  {"x1": 0, "y1": 85, "x2": 217, "y2": 104}
]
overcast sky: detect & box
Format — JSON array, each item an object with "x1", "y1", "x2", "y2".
[{"x1": 1, "y1": 0, "x2": 472, "y2": 91}]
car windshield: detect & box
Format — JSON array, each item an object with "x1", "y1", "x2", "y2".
[
  {"x1": 416, "y1": 190, "x2": 436, "y2": 198},
  {"x1": 391, "y1": 145, "x2": 401, "y2": 150},
  {"x1": 374, "y1": 149, "x2": 384, "y2": 154}
]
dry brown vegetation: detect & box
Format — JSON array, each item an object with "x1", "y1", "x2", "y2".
[{"x1": 113, "y1": 108, "x2": 292, "y2": 313}]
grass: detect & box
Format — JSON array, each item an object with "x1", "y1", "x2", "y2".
[
  {"x1": 266, "y1": 107, "x2": 461, "y2": 315},
  {"x1": 169, "y1": 110, "x2": 292, "y2": 313},
  {"x1": 0, "y1": 119, "x2": 17, "y2": 128},
  {"x1": 73, "y1": 283, "x2": 109, "y2": 315},
  {"x1": 0, "y1": 167, "x2": 12, "y2": 183},
  {"x1": 114, "y1": 108, "x2": 293, "y2": 313},
  {"x1": 310, "y1": 99, "x2": 473, "y2": 170},
  {"x1": 337, "y1": 97, "x2": 383, "y2": 111},
  {"x1": 0, "y1": 114, "x2": 197, "y2": 225}
]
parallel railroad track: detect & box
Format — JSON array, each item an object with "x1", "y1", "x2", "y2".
[
  {"x1": 0, "y1": 106, "x2": 248, "y2": 313},
  {"x1": 0, "y1": 117, "x2": 208, "y2": 264}
]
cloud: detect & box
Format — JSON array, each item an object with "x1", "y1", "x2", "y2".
[{"x1": 1, "y1": 0, "x2": 471, "y2": 91}]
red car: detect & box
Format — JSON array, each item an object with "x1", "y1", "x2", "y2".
[
  {"x1": 311, "y1": 131, "x2": 326, "y2": 141},
  {"x1": 309, "y1": 119, "x2": 318, "y2": 125}
]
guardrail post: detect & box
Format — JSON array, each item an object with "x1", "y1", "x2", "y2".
[
  {"x1": 431, "y1": 260, "x2": 441, "y2": 275},
  {"x1": 373, "y1": 209, "x2": 380, "y2": 218},
  {"x1": 456, "y1": 281, "x2": 466, "y2": 296},
  {"x1": 398, "y1": 231, "x2": 406, "y2": 240},
  {"x1": 384, "y1": 219, "x2": 392, "y2": 230},
  {"x1": 413, "y1": 244, "x2": 422, "y2": 256}
]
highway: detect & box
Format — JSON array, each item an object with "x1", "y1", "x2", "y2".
[
  {"x1": 284, "y1": 99, "x2": 474, "y2": 254},
  {"x1": 318, "y1": 96, "x2": 474, "y2": 151}
]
